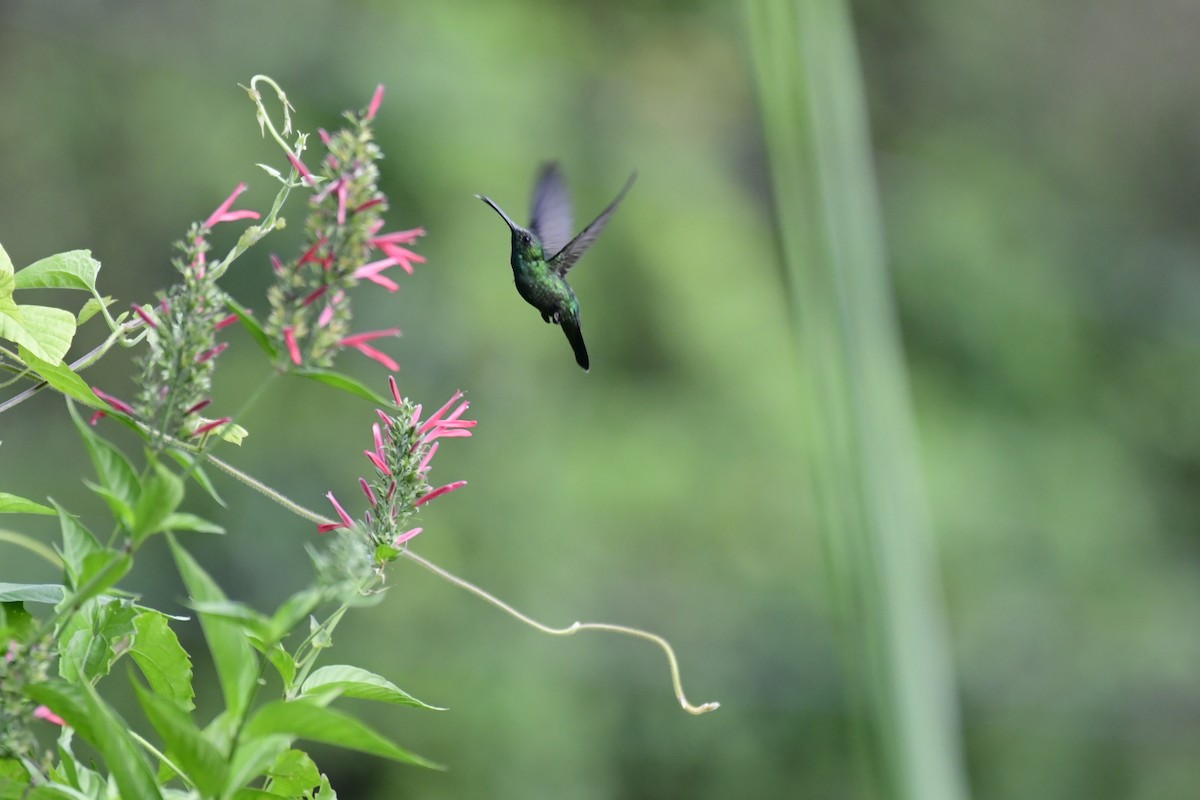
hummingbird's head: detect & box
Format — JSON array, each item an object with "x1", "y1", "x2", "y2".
[{"x1": 477, "y1": 194, "x2": 542, "y2": 257}]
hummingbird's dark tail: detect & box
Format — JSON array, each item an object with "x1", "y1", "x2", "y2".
[{"x1": 561, "y1": 318, "x2": 589, "y2": 371}]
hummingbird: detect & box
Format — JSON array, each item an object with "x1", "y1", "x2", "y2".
[{"x1": 477, "y1": 162, "x2": 637, "y2": 371}]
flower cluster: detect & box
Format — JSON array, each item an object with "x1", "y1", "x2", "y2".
[
  {"x1": 1, "y1": 640, "x2": 61, "y2": 761},
  {"x1": 266, "y1": 86, "x2": 424, "y2": 373},
  {"x1": 94, "y1": 184, "x2": 258, "y2": 444},
  {"x1": 321, "y1": 376, "x2": 473, "y2": 565}
]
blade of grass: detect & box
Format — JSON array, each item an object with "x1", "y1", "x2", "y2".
[{"x1": 744, "y1": 2, "x2": 969, "y2": 799}]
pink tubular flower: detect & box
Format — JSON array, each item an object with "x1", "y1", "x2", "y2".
[
  {"x1": 92, "y1": 387, "x2": 135, "y2": 415},
  {"x1": 341, "y1": 329, "x2": 400, "y2": 371},
  {"x1": 319, "y1": 490, "x2": 354, "y2": 533},
  {"x1": 366, "y1": 84, "x2": 385, "y2": 121},
  {"x1": 195, "y1": 342, "x2": 229, "y2": 364},
  {"x1": 393, "y1": 527, "x2": 422, "y2": 547},
  {"x1": 215, "y1": 313, "x2": 240, "y2": 330},
  {"x1": 89, "y1": 410, "x2": 107, "y2": 426},
  {"x1": 191, "y1": 417, "x2": 232, "y2": 437},
  {"x1": 353, "y1": 259, "x2": 401, "y2": 292},
  {"x1": 415, "y1": 480, "x2": 468, "y2": 507},
  {"x1": 132, "y1": 304, "x2": 158, "y2": 329},
  {"x1": 287, "y1": 152, "x2": 317, "y2": 187},
  {"x1": 283, "y1": 327, "x2": 302, "y2": 365},
  {"x1": 204, "y1": 183, "x2": 261, "y2": 229},
  {"x1": 33, "y1": 705, "x2": 65, "y2": 727}
]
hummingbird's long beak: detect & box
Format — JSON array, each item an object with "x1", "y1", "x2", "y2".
[{"x1": 476, "y1": 194, "x2": 520, "y2": 232}]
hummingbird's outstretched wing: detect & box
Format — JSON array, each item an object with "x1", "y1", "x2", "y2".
[
  {"x1": 529, "y1": 162, "x2": 574, "y2": 260},
  {"x1": 550, "y1": 171, "x2": 637, "y2": 277}
]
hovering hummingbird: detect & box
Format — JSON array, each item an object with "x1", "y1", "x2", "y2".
[{"x1": 477, "y1": 163, "x2": 637, "y2": 371}]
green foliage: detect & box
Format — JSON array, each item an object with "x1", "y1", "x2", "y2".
[{"x1": 0, "y1": 84, "x2": 451, "y2": 797}]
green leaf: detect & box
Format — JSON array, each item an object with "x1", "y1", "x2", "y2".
[
  {"x1": 299, "y1": 665, "x2": 444, "y2": 711},
  {"x1": 68, "y1": 401, "x2": 140, "y2": 515},
  {"x1": 0, "y1": 492, "x2": 54, "y2": 515},
  {"x1": 18, "y1": 347, "x2": 103, "y2": 409},
  {"x1": 28, "y1": 681, "x2": 162, "y2": 799},
  {"x1": 269, "y1": 588, "x2": 324, "y2": 641},
  {"x1": 1, "y1": 601, "x2": 34, "y2": 641},
  {"x1": 0, "y1": 583, "x2": 65, "y2": 604},
  {"x1": 0, "y1": 529, "x2": 62, "y2": 568},
  {"x1": 12, "y1": 251, "x2": 100, "y2": 292},
  {"x1": 0, "y1": 243, "x2": 11, "y2": 280},
  {"x1": 264, "y1": 644, "x2": 296, "y2": 688},
  {"x1": 131, "y1": 679, "x2": 226, "y2": 798},
  {"x1": 0, "y1": 303, "x2": 76, "y2": 364},
  {"x1": 167, "y1": 537, "x2": 257, "y2": 721},
  {"x1": 225, "y1": 295, "x2": 277, "y2": 359},
  {"x1": 243, "y1": 700, "x2": 442, "y2": 769},
  {"x1": 82, "y1": 481, "x2": 134, "y2": 529},
  {"x1": 161, "y1": 512, "x2": 224, "y2": 534},
  {"x1": 130, "y1": 610, "x2": 195, "y2": 712},
  {"x1": 295, "y1": 368, "x2": 390, "y2": 405},
  {"x1": 188, "y1": 600, "x2": 274, "y2": 643},
  {"x1": 264, "y1": 750, "x2": 321, "y2": 798},
  {"x1": 226, "y1": 734, "x2": 291, "y2": 796},
  {"x1": 130, "y1": 462, "x2": 184, "y2": 544},
  {"x1": 58, "y1": 597, "x2": 138, "y2": 682},
  {"x1": 77, "y1": 295, "x2": 115, "y2": 326},
  {"x1": 52, "y1": 500, "x2": 102, "y2": 589},
  {"x1": 75, "y1": 549, "x2": 133, "y2": 604},
  {"x1": 166, "y1": 451, "x2": 227, "y2": 507}
]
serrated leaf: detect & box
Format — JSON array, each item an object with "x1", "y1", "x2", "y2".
[
  {"x1": 225, "y1": 296, "x2": 276, "y2": 359},
  {"x1": 130, "y1": 610, "x2": 194, "y2": 712},
  {"x1": 0, "y1": 492, "x2": 54, "y2": 515},
  {"x1": 0, "y1": 583, "x2": 65, "y2": 604},
  {"x1": 161, "y1": 512, "x2": 224, "y2": 534},
  {"x1": 18, "y1": 348, "x2": 103, "y2": 409},
  {"x1": 0, "y1": 303, "x2": 76, "y2": 363},
  {"x1": 295, "y1": 368, "x2": 390, "y2": 404},
  {"x1": 58, "y1": 597, "x2": 138, "y2": 682},
  {"x1": 168, "y1": 538, "x2": 257, "y2": 721},
  {"x1": 12, "y1": 251, "x2": 100, "y2": 292},
  {"x1": 131, "y1": 680, "x2": 226, "y2": 797},
  {"x1": 299, "y1": 665, "x2": 443, "y2": 710},
  {"x1": 243, "y1": 700, "x2": 442, "y2": 769},
  {"x1": 130, "y1": 462, "x2": 184, "y2": 544}
]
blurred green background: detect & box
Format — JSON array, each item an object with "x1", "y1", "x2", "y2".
[{"x1": 2, "y1": 0, "x2": 1198, "y2": 798}]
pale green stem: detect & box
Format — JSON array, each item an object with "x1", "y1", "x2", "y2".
[
  {"x1": 0, "y1": 318, "x2": 143, "y2": 414},
  {"x1": 130, "y1": 730, "x2": 191, "y2": 791},
  {"x1": 401, "y1": 549, "x2": 719, "y2": 716}
]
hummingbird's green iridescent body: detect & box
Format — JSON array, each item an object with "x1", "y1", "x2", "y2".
[{"x1": 478, "y1": 162, "x2": 637, "y2": 371}]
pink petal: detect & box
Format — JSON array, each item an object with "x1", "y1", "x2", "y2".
[
  {"x1": 359, "y1": 478, "x2": 378, "y2": 506},
  {"x1": 326, "y1": 491, "x2": 354, "y2": 527},
  {"x1": 33, "y1": 705, "x2": 65, "y2": 727},
  {"x1": 366, "y1": 84, "x2": 385, "y2": 121},
  {"x1": 414, "y1": 480, "x2": 467, "y2": 507},
  {"x1": 393, "y1": 527, "x2": 423, "y2": 547},
  {"x1": 215, "y1": 313, "x2": 240, "y2": 330},
  {"x1": 204, "y1": 183, "x2": 261, "y2": 229},
  {"x1": 388, "y1": 376, "x2": 402, "y2": 405},
  {"x1": 364, "y1": 449, "x2": 392, "y2": 475},
  {"x1": 92, "y1": 387, "x2": 135, "y2": 415},
  {"x1": 195, "y1": 342, "x2": 229, "y2": 363},
  {"x1": 355, "y1": 197, "x2": 385, "y2": 213},
  {"x1": 417, "y1": 391, "x2": 464, "y2": 437},
  {"x1": 287, "y1": 152, "x2": 316, "y2": 187},
  {"x1": 371, "y1": 228, "x2": 425, "y2": 244},
  {"x1": 302, "y1": 286, "x2": 329, "y2": 306},
  {"x1": 185, "y1": 398, "x2": 213, "y2": 415},
  {"x1": 191, "y1": 417, "x2": 232, "y2": 437},
  {"x1": 283, "y1": 327, "x2": 302, "y2": 365},
  {"x1": 417, "y1": 441, "x2": 439, "y2": 473},
  {"x1": 89, "y1": 410, "x2": 107, "y2": 426},
  {"x1": 132, "y1": 304, "x2": 158, "y2": 329}
]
